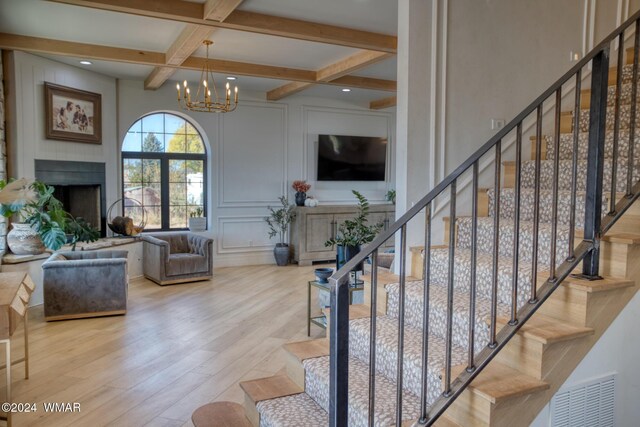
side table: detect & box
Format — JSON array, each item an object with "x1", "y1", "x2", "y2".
[{"x1": 307, "y1": 280, "x2": 364, "y2": 336}]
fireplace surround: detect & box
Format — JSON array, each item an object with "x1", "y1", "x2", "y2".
[{"x1": 34, "y1": 160, "x2": 106, "y2": 237}]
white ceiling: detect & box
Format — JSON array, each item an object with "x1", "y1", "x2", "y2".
[{"x1": 0, "y1": 0, "x2": 398, "y2": 102}]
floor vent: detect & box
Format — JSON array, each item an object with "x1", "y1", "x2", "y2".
[{"x1": 550, "y1": 374, "x2": 616, "y2": 427}]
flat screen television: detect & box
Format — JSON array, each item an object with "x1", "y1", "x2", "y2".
[{"x1": 317, "y1": 134, "x2": 387, "y2": 181}]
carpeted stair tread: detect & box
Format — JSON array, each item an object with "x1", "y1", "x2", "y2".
[
  {"x1": 385, "y1": 280, "x2": 509, "y2": 354},
  {"x1": 427, "y1": 247, "x2": 535, "y2": 308},
  {"x1": 303, "y1": 354, "x2": 421, "y2": 426},
  {"x1": 487, "y1": 187, "x2": 608, "y2": 228},
  {"x1": 517, "y1": 158, "x2": 640, "y2": 193},
  {"x1": 576, "y1": 103, "x2": 640, "y2": 132},
  {"x1": 256, "y1": 392, "x2": 328, "y2": 427},
  {"x1": 348, "y1": 315, "x2": 467, "y2": 406},
  {"x1": 546, "y1": 129, "x2": 640, "y2": 160},
  {"x1": 455, "y1": 217, "x2": 571, "y2": 267}
]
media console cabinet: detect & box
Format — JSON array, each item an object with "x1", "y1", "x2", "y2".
[{"x1": 290, "y1": 204, "x2": 395, "y2": 266}]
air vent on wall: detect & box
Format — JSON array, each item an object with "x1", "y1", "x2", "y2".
[{"x1": 550, "y1": 374, "x2": 615, "y2": 427}]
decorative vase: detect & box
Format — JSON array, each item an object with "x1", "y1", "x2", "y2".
[
  {"x1": 295, "y1": 192, "x2": 306, "y2": 206},
  {"x1": 188, "y1": 217, "x2": 207, "y2": 232},
  {"x1": 336, "y1": 244, "x2": 364, "y2": 272},
  {"x1": 273, "y1": 243, "x2": 290, "y2": 266},
  {"x1": 7, "y1": 223, "x2": 46, "y2": 255}
]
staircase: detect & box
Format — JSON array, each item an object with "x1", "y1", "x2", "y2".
[{"x1": 206, "y1": 13, "x2": 640, "y2": 427}]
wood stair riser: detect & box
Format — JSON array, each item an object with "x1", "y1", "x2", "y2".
[
  {"x1": 285, "y1": 351, "x2": 306, "y2": 390},
  {"x1": 480, "y1": 283, "x2": 638, "y2": 427},
  {"x1": 598, "y1": 238, "x2": 640, "y2": 281},
  {"x1": 244, "y1": 394, "x2": 260, "y2": 427}
]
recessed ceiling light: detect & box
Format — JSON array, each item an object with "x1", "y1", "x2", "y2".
[
  {"x1": 79, "y1": 60, "x2": 92, "y2": 65},
  {"x1": 226, "y1": 76, "x2": 237, "y2": 80},
  {"x1": 341, "y1": 88, "x2": 352, "y2": 92}
]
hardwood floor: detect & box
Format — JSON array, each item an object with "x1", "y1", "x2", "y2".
[{"x1": 3, "y1": 263, "x2": 331, "y2": 427}]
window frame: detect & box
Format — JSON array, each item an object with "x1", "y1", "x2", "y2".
[{"x1": 121, "y1": 113, "x2": 207, "y2": 232}]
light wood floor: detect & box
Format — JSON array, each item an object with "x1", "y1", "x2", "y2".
[{"x1": 4, "y1": 263, "x2": 332, "y2": 427}]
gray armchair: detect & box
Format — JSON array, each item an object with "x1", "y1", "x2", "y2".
[
  {"x1": 142, "y1": 232, "x2": 213, "y2": 285},
  {"x1": 42, "y1": 250, "x2": 129, "y2": 321}
]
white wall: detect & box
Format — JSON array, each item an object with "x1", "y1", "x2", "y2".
[
  {"x1": 117, "y1": 80, "x2": 395, "y2": 267},
  {"x1": 7, "y1": 51, "x2": 119, "y2": 212}
]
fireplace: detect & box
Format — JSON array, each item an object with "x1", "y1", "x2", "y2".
[{"x1": 34, "y1": 160, "x2": 106, "y2": 237}]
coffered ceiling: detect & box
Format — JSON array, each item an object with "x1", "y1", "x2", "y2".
[{"x1": 0, "y1": 0, "x2": 399, "y2": 108}]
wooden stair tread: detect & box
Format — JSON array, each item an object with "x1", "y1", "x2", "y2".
[
  {"x1": 451, "y1": 362, "x2": 549, "y2": 404},
  {"x1": 191, "y1": 401, "x2": 252, "y2": 427},
  {"x1": 240, "y1": 374, "x2": 302, "y2": 404},
  {"x1": 601, "y1": 232, "x2": 640, "y2": 245},
  {"x1": 496, "y1": 314, "x2": 593, "y2": 345},
  {"x1": 562, "y1": 275, "x2": 635, "y2": 293},
  {"x1": 283, "y1": 338, "x2": 329, "y2": 362}
]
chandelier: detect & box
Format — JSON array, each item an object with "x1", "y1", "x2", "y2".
[{"x1": 176, "y1": 40, "x2": 238, "y2": 113}]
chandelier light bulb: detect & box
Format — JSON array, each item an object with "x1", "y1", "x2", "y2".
[
  {"x1": 203, "y1": 80, "x2": 207, "y2": 88},
  {"x1": 183, "y1": 80, "x2": 187, "y2": 88}
]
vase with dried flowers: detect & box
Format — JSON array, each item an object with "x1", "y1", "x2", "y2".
[{"x1": 292, "y1": 180, "x2": 311, "y2": 206}]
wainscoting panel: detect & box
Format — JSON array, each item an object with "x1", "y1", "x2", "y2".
[{"x1": 217, "y1": 216, "x2": 275, "y2": 254}]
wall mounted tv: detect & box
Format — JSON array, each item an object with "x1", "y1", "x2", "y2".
[{"x1": 317, "y1": 134, "x2": 387, "y2": 181}]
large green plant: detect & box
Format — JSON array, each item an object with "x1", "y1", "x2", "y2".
[
  {"x1": 325, "y1": 190, "x2": 383, "y2": 248},
  {"x1": 0, "y1": 180, "x2": 100, "y2": 251},
  {"x1": 265, "y1": 196, "x2": 295, "y2": 245}
]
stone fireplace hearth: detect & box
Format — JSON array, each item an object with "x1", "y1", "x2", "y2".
[{"x1": 34, "y1": 160, "x2": 106, "y2": 237}]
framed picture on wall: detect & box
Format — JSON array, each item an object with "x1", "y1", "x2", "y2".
[{"x1": 45, "y1": 82, "x2": 102, "y2": 144}]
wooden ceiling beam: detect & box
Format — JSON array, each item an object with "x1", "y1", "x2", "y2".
[
  {"x1": 144, "y1": 24, "x2": 214, "y2": 90},
  {"x1": 47, "y1": 0, "x2": 397, "y2": 53},
  {"x1": 0, "y1": 33, "x2": 396, "y2": 93},
  {"x1": 204, "y1": 0, "x2": 244, "y2": 21},
  {"x1": 370, "y1": 96, "x2": 397, "y2": 110},
  {"x1": 267, "y1": 50, "x2": 393, "y2": 100},
  {"x1": 145, "y1": 1, "x2": 243, "y2": 90}
]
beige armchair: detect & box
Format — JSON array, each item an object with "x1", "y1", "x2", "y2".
[{"x1": 142, "y1": 232, "x2": 213, "y2": 285}]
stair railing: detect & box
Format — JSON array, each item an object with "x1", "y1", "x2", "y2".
[{"x1": 329, "y1": 9, "x2": 640, "y2": 427}]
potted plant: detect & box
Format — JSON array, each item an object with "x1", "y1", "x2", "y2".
[
  {"x1": 325, "y1": 190, "x2": 383, "y2": 271},
  {"x1": 292, "y1": 180, "x2": 311, "y2": 206},
  {"x1": 0, "y1": 179, "x2": 99, "y2": 254},
  {"x1": 265, "y1": 196, "x2": 295, "y2": 266},
  {"x1": 188, "y1": 207, "x2": 207, "y2": 232}
]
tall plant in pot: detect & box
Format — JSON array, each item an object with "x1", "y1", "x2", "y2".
[
  {"x1": 265, "y1": 196, "x2": 295, "y2": 266},
  {"x1": 325, "y1": 190, "x2": 383, "y2": 271}
]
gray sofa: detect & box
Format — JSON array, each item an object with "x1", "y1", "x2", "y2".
[
  {"x1": 42, "y1": 250, "x2": 129, "y2": 321},
  {"x1": 142, "y1": 232, "x2": 213, "y2": 285}
]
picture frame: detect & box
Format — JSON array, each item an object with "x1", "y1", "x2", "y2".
[{"x1": 45, "y1": 82, "x2": 102, "y2": 144}]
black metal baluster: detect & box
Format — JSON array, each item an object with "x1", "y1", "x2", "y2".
[
  {"x1": 581, "y1": 48, "x2": 610, "y2": 279},
  {"x1": 531, "y1": 106, "x2": 543, "y2": 303},
  {"x1": 550, "y1": 89, "x2": 562, "y2": 281},
  {"x1": 628, "y1": 20, "x2": 640, "y2": 197},
  {"x1": 444, "y1": 181, "x2": 456, "y2": 395},
  {"x1": 419, "y1": 204, "x2": 432, "y2": 423},
  {"x1": 329, "y1": 273, "x2": 350, "y2": 427},
  {"x1": 510, "y1": 125, "x2": 522, "y2": 325},
  {"x1": 568, "y1": 70, "x2": 582, "y2": 262},
  {"x1": 395, "y1": 225, "x2": 407, "y2": 426},
  {"x1": 368, "y1": 249, "x2": 378, "y2": 427},
  {"x1": 489, "y1": 141, "x2": 501, "y2": 347},
  {"x1": 610, "y1": 33, "x2": 624, "y2": 214},
  {"x1": 467, "y1": 163, "x2": 479, "y2": 369}
]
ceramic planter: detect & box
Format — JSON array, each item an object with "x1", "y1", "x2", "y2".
[
  {"x1": 7, "y1": 223, "x2": 46, "y2": 255},
  {"x1": 188, "y1": 217, "x2": 207, "y2": 232},
  {"x1": 274, "y1": 243, "x2": 290, "y2": 266}
]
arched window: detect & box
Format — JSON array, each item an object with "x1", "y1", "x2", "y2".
[{"x1": 121, "y1": 112, "x2": 207, "y2": 231}]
